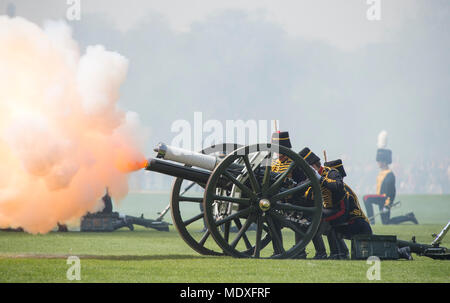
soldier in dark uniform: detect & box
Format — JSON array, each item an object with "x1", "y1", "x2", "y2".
[
  {"x1": 322, "y1": 159, "x2": 350, "y2": 259},
  {"x1": 300, "y1": 149, "x2": 372, "y2": 258},
  {"x1": 363, "y1": 148, "x2": 418, "y2": 225},
  {"x1": 57, "y1": 222, "x2": 68, "y2": 232},
  {"x1": 270, "y1": 132, "x2": 324, "y2": 258},
  {"x1": 271, "y1": 131, "x2": 293, "y2": 172},
  {"x1": 270, "y1": 131, "x2": 295, "y2": 255},
  {"x1": 102, "y1": 187, "x2": 113, "y2": 214}
]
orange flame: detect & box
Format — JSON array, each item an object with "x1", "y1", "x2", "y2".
[
  {"x1": 113, "y1": 147, "x2": 148, "y2": 173},
  {"x1": 115, "y1": 157, "x2": 148, "y2": 173}
]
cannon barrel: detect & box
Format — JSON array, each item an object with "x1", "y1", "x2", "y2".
[
  {"x1": 123, "y1": 215, "x2": 170, "y2": 232},
  {"x1": 145, "y1": 157, "x2": 230, "y2": 188},
  {"x1": 154, "y1": 142, "x2": 218, "y2": 170},
  {"x1": 154, "y1": 142, "x2": 244, "y2": 171},
  {"x1": 146, "y1": 157, "x2": 212, "y2": 185},
  {"x1": 148, "y1": 145, "x2": 297, "y2": 190}
]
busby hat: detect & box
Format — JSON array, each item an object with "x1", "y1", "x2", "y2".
[
  {"x1": 271, "y1": 131, "x2": 292, "y2": 148},
  {"x1": 324, "y1": 159, "x2": 346, "y2": 177},
  {"x1": 376, "y1": 148, "x2": 392, "y2": 164},
  {"x1": 299, "y1": 147, "x2": 321, "y2": 165}
]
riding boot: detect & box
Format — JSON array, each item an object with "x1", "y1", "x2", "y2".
[
  {"x1": 397, "y1": 246, "x2": 413, "y2": 260},
  {"x1": 364, "y1": 199, "x2": 375, "y2": 225},
  {"x1": 380, "y1": 208, "x2": 391, "y2": 225},
  {"x1": 312, "y1": 234, "x2": 327, "y2": 259},
  {"x1": 293, "y1": 232, "x2": 307, "y2": 259},
  {"x1": 271, "y1": 220, "x2": 284, "y2": 255},
  {"x1": 388, "y1": 212, "x2": 419, "y2": 225},
  {"x1": 337, "y1": 238, "x2": 349, "y2": 259},
  {"x1": 327, "y1": 229, "x2": 341, "y2": 259}
]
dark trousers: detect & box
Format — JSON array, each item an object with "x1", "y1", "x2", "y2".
[
  {"x1": 326, "y1": 228, "x2": 349, "y2": 257},
  {"x1": 334, "y1": 218, "x2": 373, "y2": 240},
  {"x1": 295, "y1": 222, "x2": 333, "y2": 257},
  {"x1": 363, "y1": 196, "x2": 390, "y2": 224},
  {"x1": 363, "y1": 196, "x2": 416, "y2": 225}
]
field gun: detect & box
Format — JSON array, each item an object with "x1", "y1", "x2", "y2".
[
  {"x1": 397, "y1": 221, "x2": 450, "y2": 260},
  {"x1": 80, "y1": 212, "x2": 170, "y2": 232},
  {"x1": 143, "y1": 142, "x2": 323, "y2": 259}
]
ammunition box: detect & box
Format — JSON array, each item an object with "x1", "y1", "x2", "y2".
[
  {"x1": 80, "y1": 214, "x2": 115, "y2": 232},
  {"x1": 351, "y1": 235, "x2": 399, "y2": 260}
]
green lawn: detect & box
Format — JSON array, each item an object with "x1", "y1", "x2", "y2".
[{"x1": 0, "y1": 193, "x2": 449, "y2": 283}]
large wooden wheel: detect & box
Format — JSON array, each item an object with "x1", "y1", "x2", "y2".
[
  {"x1": 170, "y1": 143, "x2": 242, "y2": 255},
  {"x1": 203, "y1": 144, "x2": 323, "y2": 259}
]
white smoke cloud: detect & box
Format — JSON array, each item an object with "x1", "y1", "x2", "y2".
[{"x1": 0, "y1": 16, "x2": 146, "y2": 233}]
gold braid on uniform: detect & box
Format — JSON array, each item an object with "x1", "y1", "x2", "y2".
[
  {"x1": 344, "y1": 184, "x2": 370, "y2": 223},
  {"x1": 303, "y1": 166, "x2": 335, "y2": 208},
  {"x1": 376, "y1": 169, "x2": 392, "y2": 207},
  {"x1": 271, "y1": 158, "x2": 293, "y2": 173}
]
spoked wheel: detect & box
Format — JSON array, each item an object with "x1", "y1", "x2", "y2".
[
  {"x1": 171, "y1": 143, "x2": 243, "y2": 256},
  {"x1": 203, "y1": 144, "x2": 323, "y2": 259}
]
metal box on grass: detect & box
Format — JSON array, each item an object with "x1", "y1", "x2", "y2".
[{"x1": 351, "y1": 235, "x2": 399, "y2": 260}]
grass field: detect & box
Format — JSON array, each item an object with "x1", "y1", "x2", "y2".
[{"x1": 0, "y1": 193, "x2": 449, "y2": 283}]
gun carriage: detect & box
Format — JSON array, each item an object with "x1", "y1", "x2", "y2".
[{"x1": 145, "y1": 143, "x2": 323, "y2": 259}]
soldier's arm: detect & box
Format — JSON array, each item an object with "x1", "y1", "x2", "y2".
[
  {"x1": 320, "y1": 169, "x2": 344, "y2": 194},
  {"x1": 381, "y1": 172, "x2": 396, "y2": 207}
]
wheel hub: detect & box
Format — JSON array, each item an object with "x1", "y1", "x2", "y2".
[{"x1": 259, "y1": 199, "x2": 271, "y2": 211}]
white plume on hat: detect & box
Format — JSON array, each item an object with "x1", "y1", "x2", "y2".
[{"x1": 377, "y1": 130, "x2": 388, "y2": 149}]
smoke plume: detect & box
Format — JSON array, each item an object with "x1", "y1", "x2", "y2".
[{"x1": 0, "y1": 16, "x2": 146, "y2": 234}]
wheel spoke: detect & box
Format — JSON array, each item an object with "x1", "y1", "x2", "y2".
[
  {"x1": 266, "y1": 161, "x2": 297, "y2": 196},
  {"x1": 183, "y1": 212, "x2": 204, "y2": 226},
  {"x1": 198, "y1": 229, "x2": 210, "y2": 246},
  {"x1": 180, "y1": 182, "x2": 196, "y2": 195},
  {"x1": 271, "y1": 180, "x2": 311, "y2": 201},
  {"x1": 224, "y1": 221, "x2": 231, "y2": 243},
  {"x1": 230, "y1": 215, "x2": 254, "y2": 249},
  {"x1": 214, "y1": 207, "x2": 253, "y2": 226},
  {"x1": 274, "y1": 201, "x2": 318, "y2": 214},
  {"x1": 233, "y1": 218, "x2": 253, "y2": 250},
  {"x1": 253, "y1": 214, "x2": 263, "y2": 258},
  {"x1": 265, "y1": 214, "x2": 285, "y2": 254},
  {"x1": 222, "y1": 170, "x2": 257, "y2": 200},
  {"x1": 179, "y1": 196, "x2": 203, "y2": 203},
  {"x1": 270, "y1": 211, "x2": 306, "y2": 238},
  {"x1": 212, "y1": 195, "x2": 251, "y2": 206},
  {"x1": 242, "y1": 155, "x2": 261, "y2": 193},
  {"x1": 261, "y1": 153, "x2": 272, "y2": 194}
]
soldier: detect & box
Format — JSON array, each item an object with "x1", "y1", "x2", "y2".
[
  {"x1": 270, "y1": 131, "x2": 294, "y2": 255},
  {"x1": 270, "y1": 131, "x2": 305, "y2": 182},
  {"x1": 57, "y1": 222, "x2": 68, "y2": 232},
  {"x1": 270, "y1": 132, "x2": 324, "y2": 258},
  {"x1": 323, "y1": 159, "x2": 350, "y2": 259},
  {"x1": 363, "y1": 148, "x2": 418, "y2": 225},
  {"x1": 102, "y1": 187, "x2": 113, "y2": 214},
  {"x1": 299, "y1": 148, "x2": 372, "y2": 258},
  {"x1": 271, "y1": 131, "x2": 293, "y2": 172}
]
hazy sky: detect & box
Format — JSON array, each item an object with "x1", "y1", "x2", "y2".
[{"x1": 2, "y1": 0, "x2": 449, "y2": 169}]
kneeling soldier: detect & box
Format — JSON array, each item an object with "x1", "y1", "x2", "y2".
[
  {"x1": 270, "y1": 132, "x2": 322, "y2": 258},
  {"x1": 299, "y1": 149, "x2": 372, "y2": 259},
  {"x1": 364, "y1": 147, "x2": 418, "y2": 225}
]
